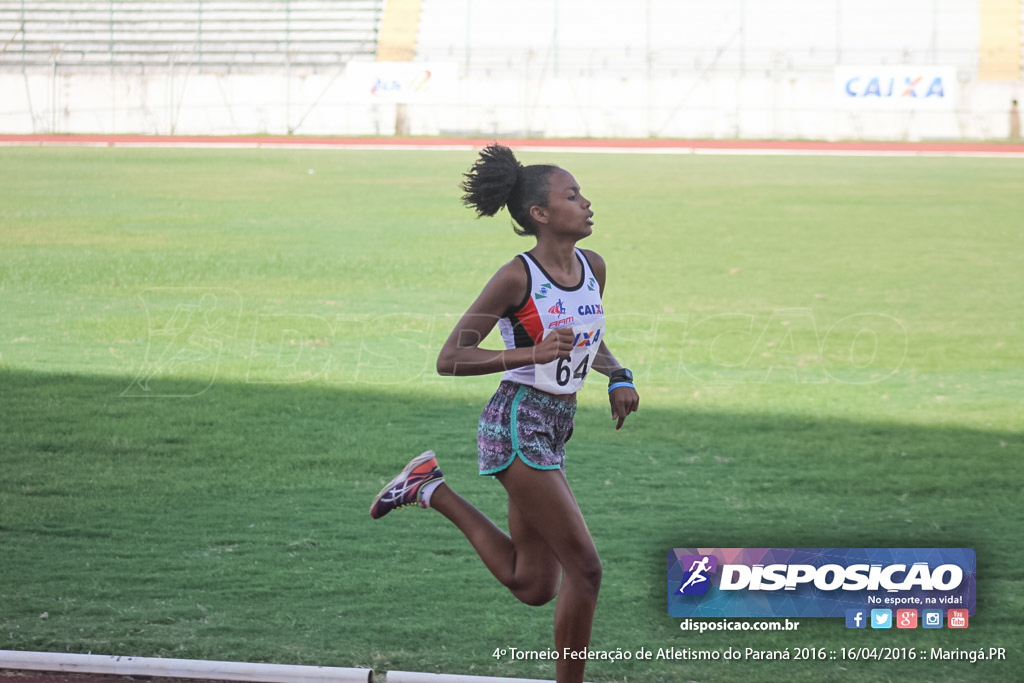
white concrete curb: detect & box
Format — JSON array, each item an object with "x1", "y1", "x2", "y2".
[
  {"x1": 386, "y1": 673, "x2": 554, "y2": 683},
  {"x1": 0, "y1": 650, "x2": 373, "y2": 682},
  {"x1": 386, "y1": 672, "x2": 594, "y2": 683}
]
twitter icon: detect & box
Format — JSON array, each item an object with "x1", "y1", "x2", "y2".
[{"x1": 871, "y1": 609, "x2": 893, "y2": 629}]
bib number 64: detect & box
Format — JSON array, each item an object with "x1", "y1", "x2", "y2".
[{"x1": 556, "y1": 354, "x2": 590, "y2": 386}]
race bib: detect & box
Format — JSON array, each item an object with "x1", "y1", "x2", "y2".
[{"x1": 534, "y1": 322, "x2": 603, "y2": 395}]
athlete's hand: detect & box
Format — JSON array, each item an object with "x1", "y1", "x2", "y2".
[
  {"x1": 609, "y1": 385, "x2": 639, "y2": 430},
  {"x1": 532, "y1": 327, "x2": 575, "y2": 365}
]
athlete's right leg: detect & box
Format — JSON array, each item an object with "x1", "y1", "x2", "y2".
[
  {"x1": 428, "y1": 481, "x2": 562, "y2": 606},
  {"x1": 368, "y1": 449, "x2": 562, "y2": 603}
]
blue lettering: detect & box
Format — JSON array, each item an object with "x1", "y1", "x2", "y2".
[
  {"x1": 571, "y1": 328, "x2": 602, "y2": 347},
  {"x1": 371, "y1": 78, "x2": 404, "y2": 95},
  {"x1": 845, "y1": 74, "x2": 946, "y2": 100},
  {"x1": 926, "y1": 77, "x2": 945, "y2": 98}
]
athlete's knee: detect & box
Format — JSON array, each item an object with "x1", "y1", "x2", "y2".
[
  {"x1": 586, "y1": 556, "x2": 604, "y2": 593},
  {"x1": 514, "y1": 581, "x2": 559, "y2": 607},
  {"x1": 569, "y1": 553, "x2": 603, "y2": 596},
  {"x1": 509, "y1": 575, "x2": 559, "y2": 606}
]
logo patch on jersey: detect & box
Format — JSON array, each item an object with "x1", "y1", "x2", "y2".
[
  {"x1": 577, "y1": 304, "x2": 603, "y2": 316},
  {"x1": 548, "y1": 299, "x2": 567, "y2": 316},
  {"x1": 587, "y1": 277, "x2": 598, "y2": 292},
  {"x1": 534, "y1": 282, "x2": 553, "y2": 300}
]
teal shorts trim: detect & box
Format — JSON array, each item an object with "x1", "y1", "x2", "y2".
[{"x1": 477, "y1": 381, "x2": 576, "y2": 476}]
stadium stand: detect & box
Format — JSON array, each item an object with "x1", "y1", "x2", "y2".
[
  {"x1": 0, "y1": 0, "x2": 1019, "y2": 138},
  {"x1": 0, "y1": 0, "x2": 383, "y2": 71}
]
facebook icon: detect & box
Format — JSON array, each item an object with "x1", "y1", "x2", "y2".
[{"x1": 846, "y1": 609, "x2": 867, "y2": 629}]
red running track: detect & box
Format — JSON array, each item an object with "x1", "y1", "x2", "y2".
[{"x1": 2, "y1": 134, "x2": 1024, "y2": 156}]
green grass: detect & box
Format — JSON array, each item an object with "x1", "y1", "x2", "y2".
[{"x1": 1, "y1": 147, "x2": 1022, "y2": 682}]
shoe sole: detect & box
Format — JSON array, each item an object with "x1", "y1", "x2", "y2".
[{"x1": 369, "y1": 450, "x2": 437, "y2": 518}]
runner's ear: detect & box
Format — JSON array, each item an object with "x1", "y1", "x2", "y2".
[{"x1": 529, "y1": 205, "x2": 549, "y2": 225}]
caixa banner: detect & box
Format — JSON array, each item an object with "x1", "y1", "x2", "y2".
[
  {"x1": 834, "y1": 66, "x2": 957, "y2": 110},
  {"x1": 343, "y1": 61, "x2": 457, "y2": 104},
  {"x1": 667, "y1": 548, "x2": 975, "y2": 618}
]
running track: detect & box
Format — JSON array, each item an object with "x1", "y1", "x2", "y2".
[{"x1": 3, "y1": 134, "x2": 1024, "y2": 156}]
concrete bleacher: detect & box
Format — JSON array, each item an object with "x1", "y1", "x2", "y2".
[{"x1": 0, "y1": 0, "x2": 383, "y2": 70}]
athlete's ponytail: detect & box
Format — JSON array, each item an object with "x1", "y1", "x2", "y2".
[{"x1": 460, "y1": 143, "x2": 559, "y2": 236}]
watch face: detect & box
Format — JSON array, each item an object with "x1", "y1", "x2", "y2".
[{"x1": 613, "y1": 369, "x2": 632, "y2": 382}]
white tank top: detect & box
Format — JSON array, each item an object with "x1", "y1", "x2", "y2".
[{"x1": 498, "y1": 249, "x2": 606, "y2": 395}]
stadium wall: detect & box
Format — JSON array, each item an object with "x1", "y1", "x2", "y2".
[{"x1": 1, "y1": 0, "x2": 1021, "y2": 140}]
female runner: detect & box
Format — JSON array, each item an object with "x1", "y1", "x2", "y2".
[{"x1": 371, "y1": 143, "x2": 639, "y2": 683}]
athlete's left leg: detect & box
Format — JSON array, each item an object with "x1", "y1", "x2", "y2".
[{"x1": 496, "y1": 459, "x2": 602, "y2": 683}]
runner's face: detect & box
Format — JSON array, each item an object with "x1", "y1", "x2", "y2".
[{"x1": 540, "y1": 170, "x2": 594, "y2": 239}]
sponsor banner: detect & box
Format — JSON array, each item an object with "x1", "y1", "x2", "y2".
[
  {"x1": 667, "y1": 548, "x2": 975, "y2": 618},
  {"x1": 834, "y1": 66, "x2": 957, "y2": 110},
  {"x1": 343, "y1": 61, "x2": 457, "y2": 103}
]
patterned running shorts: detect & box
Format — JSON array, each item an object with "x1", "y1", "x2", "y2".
[{"x1": 477, "y1": 380, "x2": 577, "y2": 476}]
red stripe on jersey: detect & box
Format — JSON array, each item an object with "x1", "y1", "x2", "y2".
[{"x1": 509, "y1": 297, "x2": 544, "y2": 347}]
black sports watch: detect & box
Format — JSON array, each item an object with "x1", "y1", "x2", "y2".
[{"x1": 608, "y1": 368, "x2": 633, "y2": 385}]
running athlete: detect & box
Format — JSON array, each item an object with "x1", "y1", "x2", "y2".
[{"x1": 370, "y1": 144, "x2": 640, "y2": 683}]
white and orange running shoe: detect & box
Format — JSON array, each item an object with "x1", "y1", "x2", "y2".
[{"x1": 369, "y1": 451, "x2": 444, "y2": 520}]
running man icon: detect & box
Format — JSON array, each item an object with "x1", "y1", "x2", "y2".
[{"x1": 678, "y1": 555, "x2": 717, "y2": 595}]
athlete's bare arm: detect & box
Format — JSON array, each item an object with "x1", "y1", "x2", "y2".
[
  {"x1": 579, "y1": 249, "x2": 640, "y2": 429},
  {"x1": 437, "y1": 259, "x2": 574, "y2": 377}
]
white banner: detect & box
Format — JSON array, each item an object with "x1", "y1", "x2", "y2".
[
  {"x1": 835, "y1": 66, "x2": 958, "y2": 110},
  {"x1": 343, "y1": 61, "x2": 457, "y2": 103}
]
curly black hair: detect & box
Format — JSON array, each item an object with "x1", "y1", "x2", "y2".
[{"x1": 460, "y1": 143, "x2": 560, "y2": 236}]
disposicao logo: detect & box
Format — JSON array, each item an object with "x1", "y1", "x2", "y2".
[{"x1": 667, "y1": 548, "x2": 976, "y2": 619}]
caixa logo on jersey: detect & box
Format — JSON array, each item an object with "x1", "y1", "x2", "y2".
[{"x1": 667, "y1": 548, "x2": 976, "y2": 618}]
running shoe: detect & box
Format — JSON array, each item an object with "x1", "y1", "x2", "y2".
[{"x1": 369, "y1": 450, "x2": 444, "y2": 519}]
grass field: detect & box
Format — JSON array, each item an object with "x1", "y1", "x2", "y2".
[{"x1": 1, "y1": 145, "x2": 1022, "y2": 682}]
